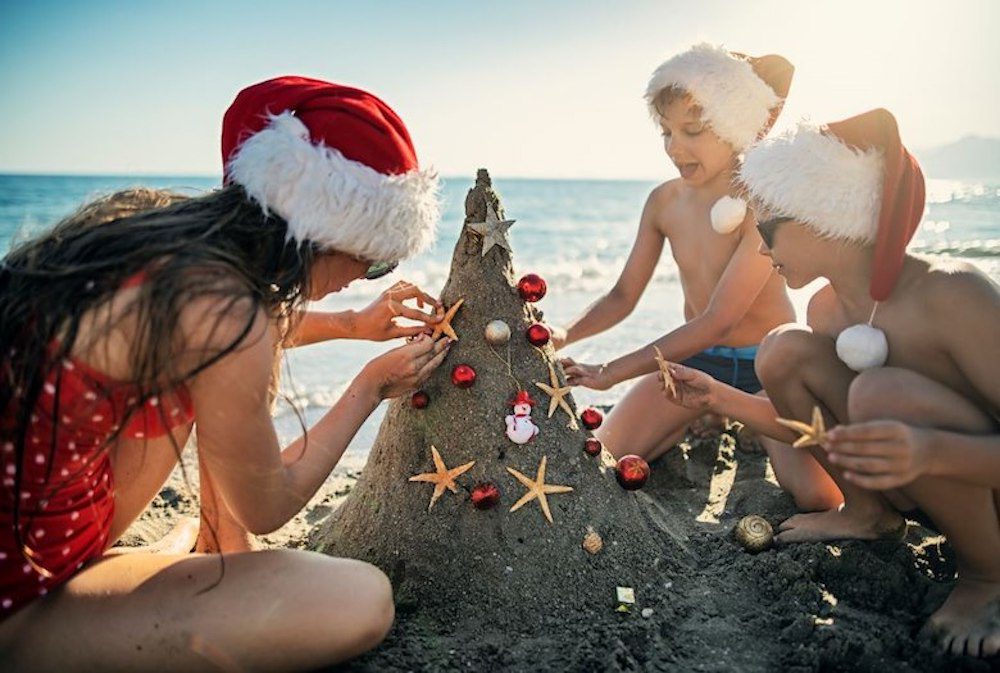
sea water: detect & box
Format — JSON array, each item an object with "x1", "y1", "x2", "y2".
[{"x1": 2, "y1": 175, "x2": 998, "y2": 467}]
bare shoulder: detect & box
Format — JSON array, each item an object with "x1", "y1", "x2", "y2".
[
  {"x1": 644, "y1": 179, "x2": 684, "y2": 232},
  {"x1": 919, "y1": 256, "x2": 1000, "y2": 313}
]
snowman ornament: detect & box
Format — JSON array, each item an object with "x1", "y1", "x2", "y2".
[{"x1": 505, "y1": 390, "x2": 540, "y2": 444}]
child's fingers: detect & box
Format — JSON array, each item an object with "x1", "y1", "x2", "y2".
[
  {"x1": 842, "y1": 470, "x2": 898, "y2": 491},
  {"x1": 826, "y1": 420, "x2": 900, "y2": 443},
  {"x1": 827, "y1": 452, "x2": 893, "y2": 474},
  {"x1": 416, "y1": 344, "x2": 450, "y2": 380}
]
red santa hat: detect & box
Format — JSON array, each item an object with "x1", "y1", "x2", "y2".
[
  {"x1": 510, "y1": 390, "x2": 536, "y2": 408},
  {"x1": 740, "y1": 108, "x2": 925, "y2": 300},
  {"x1": 644, "y1": 43, "x2": 795, "y2": 152},
  {"x1": 221, "y1": 76, "x2": 439, "y2": 263}
]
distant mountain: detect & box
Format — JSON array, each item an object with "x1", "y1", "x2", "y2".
[{"x1": 916, "y1": 136, "x2": 1000, "y2": 180}]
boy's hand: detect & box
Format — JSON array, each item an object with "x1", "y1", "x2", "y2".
[
  {"x1": 663, "y1": 363, "x2": 716, "y2": 411},
  {"x1": 354, "y1": 281, "x2": 442, "y2": 341},
  {"x1": 560, "y1": 358, "x2": 613, "y2": 390},
  {"x1": 824, "y1": 420, "x2": 933, "y2": 490},
  {"x1": 550, "y1": 326, "x2": 568, "y2": 351}
]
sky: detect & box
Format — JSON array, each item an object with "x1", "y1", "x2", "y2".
[{"x1": 1, "y1": 0, "x2": 997, "y2": 180}]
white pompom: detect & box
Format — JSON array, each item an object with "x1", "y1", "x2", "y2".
[
  {"x1": 710, "y1": 196, "x2": 747, "y2": 234},
  {"x1": 835, "y1": 324, "x2": 888, "y2": 372}
]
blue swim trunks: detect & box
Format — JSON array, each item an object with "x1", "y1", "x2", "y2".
[{"x1": 679, "y1": 345, "x2": 762, "y2": 394}]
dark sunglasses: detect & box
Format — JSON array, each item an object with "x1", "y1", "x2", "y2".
[
  {"x1": 756, "y1": 216, "x2": 794, "y2": 249},
  {"x1": 364, "y1": 260, "x2": 399, "y2": 281}
]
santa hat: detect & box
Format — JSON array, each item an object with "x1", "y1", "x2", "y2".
[
  {"x1": 510, "y1": 390, "x2": 536, "y2": 407},
  {"x1": 644, "y1": 43, "x2": 795, "y2": 152},
  {"x1": 221, "y1": 76, "x2": 439, "y2": 263},
  {"x1": 740, "y1": 108, "x2": 925, "y2": 300}
]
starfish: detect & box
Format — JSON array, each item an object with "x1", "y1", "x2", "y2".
[
  {"x1": 653, "y1": 345, "x2": 676, "y2": 397},
  {"x1": 466, "y1": 205, "x2": 515, "y2": 257},
  {"x1": 506, "y1": 455, "x2": 574, "y2": 524},
  {"x1": 408, "y1": 445, "x2": 476, "y2": 511},
  {"x1": 431, "y1": 298, "x2": 464, "y2": 341},
  {"x1": 534, "y1": 363, "x2": 578, "y2": 429},
  {"x1": 775, "y1": 405, "x2": 827, "y2": 448}
]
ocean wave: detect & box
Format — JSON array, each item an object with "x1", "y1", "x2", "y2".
[{"x1": 911, "y1": 238, "x2": 1000, "y2": 258}]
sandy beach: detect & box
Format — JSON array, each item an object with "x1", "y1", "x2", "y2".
[{"x1": 119, "y1": 421, "x2": 981, "y2": 673}]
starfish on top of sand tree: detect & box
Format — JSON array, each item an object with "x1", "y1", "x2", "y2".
[
  {"x1": 431, "y1": 298, "x2": 464, "y2": 341},
  {"x1": 506, "y1": 455, "x2": 574, "y2": 524},
  {"x1": 408, "y1": 445, "x2": 476, "y2": 511},
  {"x1": 775, "y1": 405, "x2": 828, "y2": 448},
  {"x1": 534, "y1": 363, "x2": 578, "y2": 429},
  {"x1": 466, "y1": 204, "x2": 515, "y2": 257},
  {"x1": 653, "y1": 345, "x2": 677, "y2": 398}
]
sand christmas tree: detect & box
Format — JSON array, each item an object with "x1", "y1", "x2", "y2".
[{"x1": 311, "y1": 170, "x2": 675, "y2": 630}]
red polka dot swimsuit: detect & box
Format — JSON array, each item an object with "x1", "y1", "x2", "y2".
[{"x1": 0, "y1": 273, "x2": 195, "y2": 618}]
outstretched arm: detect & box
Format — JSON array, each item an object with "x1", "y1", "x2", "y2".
[
  {"x1": 555, "y1": 188, "x2": 666, "y2": 349},
  {"x1": 565, "y1": 212, "x2": 776, "y2": 389}
]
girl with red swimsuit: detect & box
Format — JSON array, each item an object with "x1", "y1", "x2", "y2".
[{"x1": 0, "y1": 77, "x2": 446, "y2": 671}]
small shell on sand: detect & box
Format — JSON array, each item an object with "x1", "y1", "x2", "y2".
[
  {"x1": 734, "y1": 515, "x2": 774, "y2": 553},
  {"x1": 583, "y1": 527, "x2": 603, "y2": 555}
]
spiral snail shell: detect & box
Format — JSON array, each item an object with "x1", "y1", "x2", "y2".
[{"x1": 734, "y1": 515, "x2": 774, "y2": 553}]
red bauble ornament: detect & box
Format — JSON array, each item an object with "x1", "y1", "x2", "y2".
[
  {"x1": 451, "y1": 364, "x2": 477, "y2": 388},
  {"x1": 580, "y1": 407, "x2": 603, "y2": 430},
  {"x1": 410, "y1": 390, "x2": 430, "y2": 409},
  {"x1": 526, "y1": 323, "x2": 551, "y2": 347},
  {"x1": 471, "y1": 482, "x2": 501, "y2": 510},
  {"x1": 615, "y1": 455, "x2": 650, "y2": 491},
  {"x1": 584, "y1": 437, "x2": 603, "y2": 456},
  {"x1": 517, "y1": 273, "x2": 547, "y2": 303}
]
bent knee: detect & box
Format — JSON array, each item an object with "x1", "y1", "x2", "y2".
[
  {"x1": 848, "y1": 368, "x2": 909, "y2": 422},
  {"x1": 756, "y1": 324, "x2": 828, "y2": 385}
]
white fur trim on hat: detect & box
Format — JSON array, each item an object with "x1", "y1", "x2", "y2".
[
  {"x1": 645, "y1": 43, "x2": 780, "y2": 151},
  {"x1": 226, "y1": 112, "x2": 439, "y2": 262},
  {"x1": 740, "y1": 123, "x2": 884, "y2": 244}
]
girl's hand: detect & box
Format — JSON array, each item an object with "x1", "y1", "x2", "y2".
[
  {"x1": 354, "y1": 281, "x2": 442, "y2": 341},
  {"x1": 664, "y1": 363, "x2": 717, "y2": 411},
  {"x1": 360, "y1": 334, "x2": 451, "y2": 400},
  {"x1": 560, "y1": 358, "x2": 613, "y2": 391},
  {"x1": 824, "y1": 420, "x2": 933, "y2": 490}
]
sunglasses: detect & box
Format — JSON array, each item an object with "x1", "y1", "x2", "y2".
[
  {"x1": 364, "y1": 260, "x2": 399, "y2": 281},
  {"x1": 756, "y1": 216, "x2": 794, "y2": 249}
]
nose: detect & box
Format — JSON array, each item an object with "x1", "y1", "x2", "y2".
[{"x1": 757, "y1": 240, "x2": 771, "y2": 257}]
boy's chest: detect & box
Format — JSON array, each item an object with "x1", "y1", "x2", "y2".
[{"x1": 668, "y1": 222, "x2": 741, "y2": 281}]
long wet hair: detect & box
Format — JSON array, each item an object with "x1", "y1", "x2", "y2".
[{"x1": 0, "y1": 184, "x2": 316, "y2": 566}]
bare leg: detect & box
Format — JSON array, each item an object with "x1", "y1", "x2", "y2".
[
  {"x1": 0, "y1": 549, "x2": 394, "y2": 672},
  {"x1": 755, "y1": 326, "x2": 903, "y2": 542},
  {"x1": 597, "y1": 372, "x2": 704, "y2": 461},
  {"x1": 849, "y1": 367, "x2": 1000, "y2": 658}
]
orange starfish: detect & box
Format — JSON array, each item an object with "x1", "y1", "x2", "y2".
[
  {"x1": 653, "y1": 346, "x2": 676, "y2": 397},
  {"x1": 431, "y1": 298, "x2": 464, "y2": 341},
  {"x1": 775, "y1": 405, "x2": 827, "y2": 448},
  {"x1": 506, "y1": 455, "x2": 574, "y2": 524},
  {"x1": 408, "y1": 445, "x2": 476, "y2": 511},
  {"x1": 534, "y1": 363, "x2": 578, "y2": 429}
]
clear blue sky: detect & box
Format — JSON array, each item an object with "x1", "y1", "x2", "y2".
[{"x1": 2, "y1": 0, "x2": 997, "y2": 179}]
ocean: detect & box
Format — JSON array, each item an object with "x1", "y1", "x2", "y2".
[{"x1": 2, "y1": 174, "x2": 998, "y2": 469}]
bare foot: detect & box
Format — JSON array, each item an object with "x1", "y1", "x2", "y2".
[
  {"x1": 921, "y1": 577, "x2": 1000, "y2": 658},
  {"x1": 775, "y1": 505, "x2": 904, "y2": 544},
  {"x1": 108, "y1": 516, "x2": 199, "y2": 555}
]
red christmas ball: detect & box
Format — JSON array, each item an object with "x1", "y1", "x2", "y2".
[
  {"x1": 584, "y1": 437, "x2": 603, "y2": 456},
  {"x1": 471, "y1": 482, "x2": 501, "y2": 510},
  {"x1": 451, "y1": 364, "x2": 477, "y2": 388},
  {"x1": 410, "y1": 390, "x2": 429, "y2": 409},
  {"x1": 526, "y1": 323, "x2": 551, "y2": 347},
  {"x1": 616, "y1": 455, "x2": 650, "y2": 491},
  {"x1": 517, "y1": 273, "x2": 547, "y2": 303},
  {"x1": 580, "y1": 407, "x2": 603, "y2": 430}
]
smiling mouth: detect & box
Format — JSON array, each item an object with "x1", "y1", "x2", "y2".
[{"x1": 674, "y1": 162, "x2": 699, "y2": 179}]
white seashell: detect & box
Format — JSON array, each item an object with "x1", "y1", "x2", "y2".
[
  {"x1": 484, "y1": 319, "x2": 511, "y2": 345},
  {"x1": 710, "y1": 196, "x2": 747, "y2": 234},
  {"x1": 836, "y1": 324, "x2": 888, "y2": 372}
]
